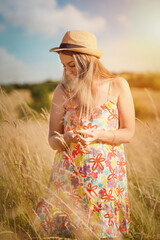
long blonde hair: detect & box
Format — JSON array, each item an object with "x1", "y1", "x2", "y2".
[{"x1": 61, "y1": 51, "x2": 117, "y2": 119}]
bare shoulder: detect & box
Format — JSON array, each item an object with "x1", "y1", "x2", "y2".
[
  {"x1": 112, "y1": 76, "x2": 131, "y2": 97},
  {"x1": 51, "y1": 82, "x2": 69, "y2": 106},
  {"x1": 52, "y1": 82, "x2": 68, "y2": 97},
  {"x1": 112, "y1": 76, "x2": 130, "y2": 89}
]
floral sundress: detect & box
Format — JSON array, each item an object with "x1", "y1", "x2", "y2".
[{"x1": 32, "y1": 79, "x2": 130, "y2": 239}]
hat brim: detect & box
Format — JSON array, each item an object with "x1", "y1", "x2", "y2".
[{"x1": 49, "y1": 47, "x2": 103, "y2": 59}]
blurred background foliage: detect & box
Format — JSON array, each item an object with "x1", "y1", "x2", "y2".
[
  {"x1": 1, "y1": 80, "x2": 59, "y2": 112},
  {"x1": 1, "y1": 72, "x2": 160, "y2": 120}
]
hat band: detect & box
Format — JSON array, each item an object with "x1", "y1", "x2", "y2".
[{"x1": 59, "y1": 43, "x2": 85, "y2": 49}]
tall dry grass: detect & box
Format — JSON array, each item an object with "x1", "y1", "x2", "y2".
[
  {"x1": 126, "y1": 119, "x2": 160, "y2": 239},
  {"x1": 0, "y1": 89, "x2": 53, "y2": 239},
  {"x1": 0, "y1": 87, "x2": 160, "y2": 240}
]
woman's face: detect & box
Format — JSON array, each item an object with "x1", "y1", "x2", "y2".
[{"x1": 59, "y1": 52, "x2": 77, "y2": 79}]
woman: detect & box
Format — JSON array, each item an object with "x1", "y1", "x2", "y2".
[{"x1": 33, "y1": 30, "x2": 135, "y2": 240}]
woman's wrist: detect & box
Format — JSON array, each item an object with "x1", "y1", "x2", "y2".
[
  {"x1": 96, "y1": 129, "x2": 105, "y2": 142},
  {"x1": 96, "y1": 129, "x2": 116, "y2": 144},
  {"x1": 111, "y1": 130, "x2": 116, "y2": 144}
]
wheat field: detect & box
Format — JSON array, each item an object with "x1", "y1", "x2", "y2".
[{"x1": 0, "y1": 87, "x2": 160, "y2": 240}]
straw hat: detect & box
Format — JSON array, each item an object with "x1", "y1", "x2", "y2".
[{"x1": 49, "y1": 30, "x2": 103, "y2": 59}]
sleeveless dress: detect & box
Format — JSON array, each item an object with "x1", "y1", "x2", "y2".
[{"x1": 32, "y1": 79, "x2": 130, "y2": 239}]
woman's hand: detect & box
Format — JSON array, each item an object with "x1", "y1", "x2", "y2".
[
  {"x1": 75, "y1": 129, "x2": 101, "y2": 145},
  {"x1": 63, "y1": 130, "x2": 87, "y2": 146},
  {"x1": 63, "y1": 129, "x2": 103, "y2": 147}
]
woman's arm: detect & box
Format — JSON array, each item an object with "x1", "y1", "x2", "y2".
[
  {"x1": 48, "y1": 83, "x2": 67, "y2": 150},
  {"x1": 114, "y1": 76, "x2": 135, "y2": 143},
  {"x1": 48, "y1": 84, "x2": 86, "y2": 150},
  {"x1": 77, "y1": 77, "x2": 135, "y2": 145}
]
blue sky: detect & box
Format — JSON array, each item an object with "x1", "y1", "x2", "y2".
[{"x1": 0, "y1": 0, "x2": 160, "y2": 84}]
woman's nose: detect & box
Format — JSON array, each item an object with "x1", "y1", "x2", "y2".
[
  {"x1": 65, "y1": 67, "x2": 71, "y2": 73},
  {"x1": 64, "y1": 66, "x2": 69, "y2": 72}
]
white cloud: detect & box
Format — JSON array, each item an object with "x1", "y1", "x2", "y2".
[
  {"x1": 0, "y1": 0, "x2": 107, "y2": 38},
  {"x1": 0, "y1": 47, "x2": 59, "y2": 84},
  {"x1": 0, "y1": 47, "x2": 31, "y2": 84}
]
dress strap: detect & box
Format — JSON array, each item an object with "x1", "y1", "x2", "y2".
[
  {"x1": 107, "y1": 79, "x2": 113, "y2": 101},
  {"x1": 61, "y1": 83, "x2": 71, "y2": 97},
  {"x1": 66, "y1": 84, "x2": 71, "y2": 97},
  {"x1": 61, "y1": 83, "x2": 74, "y2": 109}
]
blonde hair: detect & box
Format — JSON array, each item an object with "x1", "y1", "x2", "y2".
[{"x1": 60, "y1": 51, "x2": 117, "y2": 119}]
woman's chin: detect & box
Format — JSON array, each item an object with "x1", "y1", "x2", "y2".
[{"x1": 66, "y1": 74, "x2": 76, "y2": 81}]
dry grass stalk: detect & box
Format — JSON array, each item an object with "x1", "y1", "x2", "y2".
[
  {"x1": 144, "y1": 88, "x2": 160, "y2": 122},
  {"x1": 0, "y1": 88, "x2": 160, "y2": 239}
]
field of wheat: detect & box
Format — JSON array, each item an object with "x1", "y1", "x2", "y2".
[{"x1": 0, "y1": 87, "x2": 160, "y2": 240}]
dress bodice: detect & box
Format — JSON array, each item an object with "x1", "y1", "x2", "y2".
[{"x1": 62, "y1": 79, "x2": 119, "y2": 133}]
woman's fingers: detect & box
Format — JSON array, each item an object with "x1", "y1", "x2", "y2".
[
  {"x1": 77, "y1": 135, "x2": 87, "y2": 145},
  {"x1": 75, "y1": 129, "x2": 94, "y2": 137},
  {"x1": 72, "y1": 132, "x2": 86, "y2": 145},
  {"x1": 71, "y1": 129, "x2": 97, "y2": 145},
  {"x1": 72, "y1": 134, "x2": 80, "y2": 142},
  {"x1": 85, "y1": 137, "x2": 95, "y2": 145}
]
